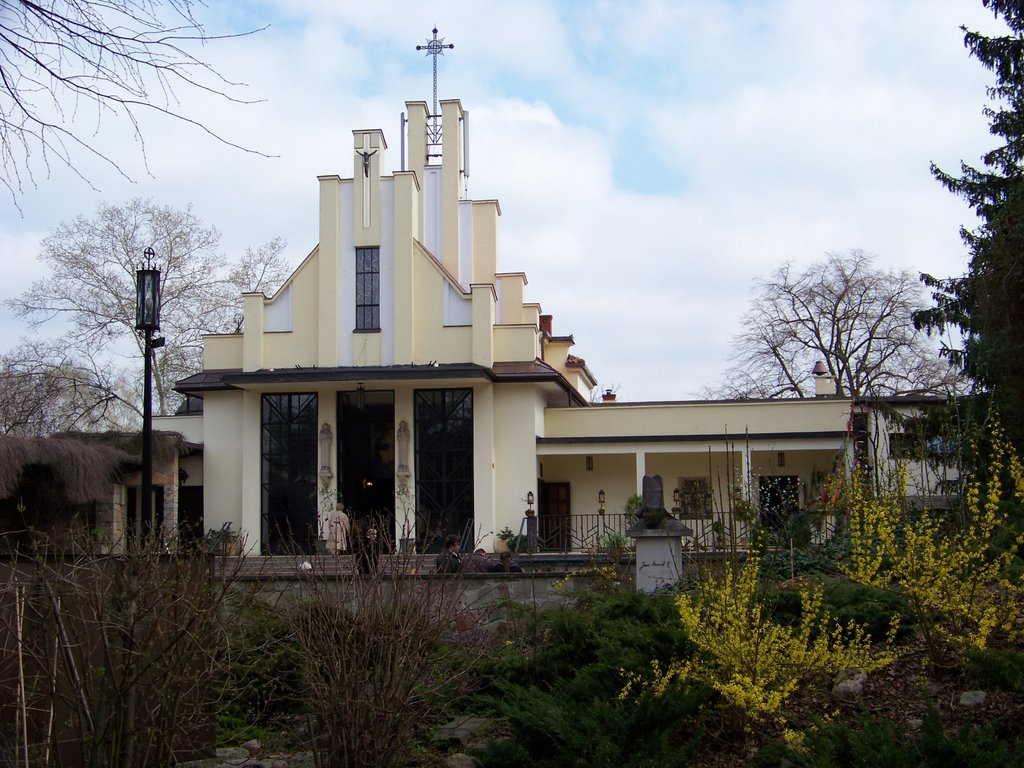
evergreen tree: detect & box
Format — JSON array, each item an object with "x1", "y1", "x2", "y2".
[{"x1": 915, "y1": 0, "x2": 1024, "y2": 446}]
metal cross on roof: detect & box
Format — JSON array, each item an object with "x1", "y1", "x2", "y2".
[{"x1": 416, "y1": 27, "x2": 454, "y2": 146}]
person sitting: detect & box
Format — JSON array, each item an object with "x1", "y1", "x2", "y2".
[
  {"x1": 490, "y1": 551, "x2": 523, "y2": 573},
  {"x1": 463, "y1": 548, "x2": 492, "y2": 573},
  {"x1": 434, "y1": 535, "x2": 462, "y2": 574}
]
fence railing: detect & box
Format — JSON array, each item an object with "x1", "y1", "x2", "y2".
[
  {"x1": 515, "y1": 512, "x2": 628, "y2": 553},
  {"x1": 515, "y1": 510, "x2": 845, "y2": 553}
]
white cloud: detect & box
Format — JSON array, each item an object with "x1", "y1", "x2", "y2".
[{"x1": 0, "y1": 0, "x2": 1004, "y2": 401}]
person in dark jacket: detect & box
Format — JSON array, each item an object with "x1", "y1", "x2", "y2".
[
  {"x1": 463, "y1": 548, "x2": 492, "y2": 573},
  {"x1": 358, "y1": 526, "x2": 379, "y2": 574},
  {"x1": 434, "y1": 535, "x2": 462, "y2": 574},
  {"x1": 490, "y1": 551, "x2": 523, "y2": 573}
]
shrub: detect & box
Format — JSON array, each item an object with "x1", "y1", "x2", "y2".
[
  {"x1": 474, "y1": 680, "x2": 705, "y2": 768},
  {"x1": 476, "y1": 591, "x2": 688, "y2": 697},
  {"x1": 287, "y1": 551, "x2": 490, "y2": 768},
  {"x1": 472, "y1": 591, "x2": 700, "y2": 767},
  {"x1": 218, "y1": 589, "x2": 305, "y2": 739},
  {"x1": 764, "y1": 707, "x2": 1024, "y2": 768},
  {"x1": 623, "y1": 552, "x2": 894, "y2": 731},
  {"x1": 844, "y1": 423, "x2": 1024, "y2": 663},
  {"x1": 0, "y1": 537, "x2": 240, "y2": 767},
  {"x1": 964, "y1": 647, "x2": 1024, "y2": 694}
]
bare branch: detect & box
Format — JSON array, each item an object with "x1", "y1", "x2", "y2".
[
  {"x1": 3, "y1": 198, "x2": 288, "y2": 428},
  {"x1": 0, "y1": 0, "x2": 271, "y2": 202},
  {"x1": 712, "y1": 249, "x2": 959, "y2": 399}
]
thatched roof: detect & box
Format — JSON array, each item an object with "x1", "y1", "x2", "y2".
[{"x1": 0, "y1": 431, "x2": 189, "y2": 504}]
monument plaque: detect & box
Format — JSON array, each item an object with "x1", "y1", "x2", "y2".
[{"x1": 626, "y1": 475, "x2": 692, "y2": 593}]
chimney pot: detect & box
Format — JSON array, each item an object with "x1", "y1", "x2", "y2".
[{"x1": 539, "y1": 314, "x2": 553, "y2": 335}]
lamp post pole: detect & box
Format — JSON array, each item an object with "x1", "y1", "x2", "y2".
[
  {"x1": 142, "y1": 323, "x2": 153, "y2": 540},
  {"x1": 136, "y1": 248, "x2": 162, "y2": 543}
]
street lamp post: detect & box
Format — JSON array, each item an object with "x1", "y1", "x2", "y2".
[{"x1": 136, "y1": 248, "x2": 162, "y2": 542}]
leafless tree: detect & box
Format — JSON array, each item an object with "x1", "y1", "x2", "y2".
[
  {"x1": 5, "y1": 198, "x2": 289, "y2": 425},
  {"x1": 710, "y1": 250, "x2": 955, "y2": 399},
  {"x1": 0, "y1": 0, "x2": 266, "y2": 201},
  {"x1": 0, "y1": 339, "x2": 137, "y2": 435}
]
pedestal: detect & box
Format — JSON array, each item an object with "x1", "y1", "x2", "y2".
[{"x1": 626, "y1": 518, "x2": 692, "y2": 594}]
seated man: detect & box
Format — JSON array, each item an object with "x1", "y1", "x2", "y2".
[
  {"x1": 490, "y1": 551, "x2": 523, "y2": 573},
  {"x1": 463, "y1": 548, "x2": 493, "y2": 573},
  {"x1": 434, "y1": 535, "x2": 462, "y2": 574}
]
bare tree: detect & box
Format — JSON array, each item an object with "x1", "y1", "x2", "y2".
[
  {"x1": 0, "y1": 0, "x2": 266, "y2": 201},
  {"x1": 5, "y1": 198, "x2": 289, "y2": 426},
  {"x1": 711, "y1": 250, "x2": 954, "y2": 399},
  {"x1": 0, "y1": 339, "x2": 137, "y2": 435}
]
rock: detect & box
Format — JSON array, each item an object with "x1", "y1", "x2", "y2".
[
  {"x1": 434, "y1": 715, "x2": 489, "y2": 745},
  {"x1": 241, "y1": 739, "x2": 262, "y2": 754},
  {"x1": 444, "y1": 754, "x2": 479, "y2": 768},
  {"x1": 216, "y1": 747, "x2": 251, "y2": 761},
  {"x1": 832, "y1": 669, "x2": 868, "y2": 700},
  {"x1": 959, "y1": 690, "x2": 987, "y2": 708}
]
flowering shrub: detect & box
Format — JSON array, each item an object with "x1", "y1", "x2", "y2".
[
  {"x1": 622, "y1": 552, "x2": 893, "y2": 730},
  {"x1": 553, "y1": 564, "x2": 625, "y2": 594},
  {"x1": 844, "y1": 424, "x2": 1024, "y2": 661}
]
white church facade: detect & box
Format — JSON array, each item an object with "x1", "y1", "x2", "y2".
[{"x1": 160, "y1": 97, "x2": 949, "y2": 555}]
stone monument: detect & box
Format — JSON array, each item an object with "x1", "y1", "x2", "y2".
[{"x1": 626, "y1": 475, "x2": 692, "y2": 593}]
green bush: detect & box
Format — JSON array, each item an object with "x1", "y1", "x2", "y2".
[
  {"x1": 759, "y1": 532, "x2": 852, "y2": 581},
  {"x1": 762, "y1": 579, "x2": 911, "y2": 644},
  {"x1": 822, "y1": 581, "x2": 913, "y2": 642},
  {"x1": 215, "y1": 713, "x2": 272, "y2": 749},
  {"x1": 472, "y1": 680, "x2": 706, "y2": 768},
  {"x1": 965, "y1": 647, "x2": 1024, "y2": 694},
  {"x1": 471, "y1": 591, "x2": 699, "y2": 767},
  {"x1": 218, "y1": 591, "x2": 305, "y2": 737},
  {"x1": 760, "y1": 707, "x2": 1024, "y2": 768},
  {"x1": 476, "y1": 591, "x2": 689, "y2": 695}
]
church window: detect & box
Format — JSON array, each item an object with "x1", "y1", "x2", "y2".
[
  {"x1": 355, "y1": 247, "x2": 380, "y2": 330},
  {"x1": 260, "y1": 393, "x2": 318, "y2": 554}
]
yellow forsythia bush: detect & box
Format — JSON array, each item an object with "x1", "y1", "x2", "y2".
[
  {"x1": 622, "y1": 552, "x2": 894, "y2": 729},
  {"x1": 844, "y1": 423, "x2": 1024, "y2": 658}
]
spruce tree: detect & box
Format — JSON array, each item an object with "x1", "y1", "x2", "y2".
[{"x1": 915, "y1": 0, "x2": 1024, "y2": 446}]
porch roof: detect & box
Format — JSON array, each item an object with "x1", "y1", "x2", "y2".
[{"x1": 175, "y1": 360, "x2": 588, "y2": 404}]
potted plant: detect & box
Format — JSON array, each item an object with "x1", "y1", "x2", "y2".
[
  {"x1": 495, "y1": 526, "x2": 516, "y2": 553},
  {"x1": 600, "y1": 530, "x2": 629, "y2": 561}
]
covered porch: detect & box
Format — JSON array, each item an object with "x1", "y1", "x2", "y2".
[{"x1": 531, "y1": 434, "x2": 847, "y2": 553}]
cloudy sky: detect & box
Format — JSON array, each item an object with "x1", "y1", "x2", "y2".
[{"x1": 0, "y1": 0, "x2": 1005, "y2": 401}]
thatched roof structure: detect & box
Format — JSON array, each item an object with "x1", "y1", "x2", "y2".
[{"x1": 0, "y1": 431, "x2": 191, "y2": 504}]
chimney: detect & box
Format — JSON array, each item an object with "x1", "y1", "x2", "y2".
[
  {"x1": 811, "y1": 360, "x2": 836, "y2": 397},
  {"x1": 539, "y1": 314, "x2": 553, "y2": 336},
  {"x1": 601, "y1": 389, "x2": 617, "y2": 403}
]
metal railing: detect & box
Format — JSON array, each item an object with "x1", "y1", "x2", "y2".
[
  {"x1": 514, "y1": 510, "x2": 845, "y2": 554},
  {"x1": 515, "y1": 512, "x2": 628, "y2": 553}
]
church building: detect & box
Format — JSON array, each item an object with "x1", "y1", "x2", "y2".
[{"x1": 163, "y1": 97, "x2": 948, "y2": 555}]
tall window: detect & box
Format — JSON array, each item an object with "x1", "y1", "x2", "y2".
[
  {"x1": 261, "y1": 393, "x2": 318, "y2": 554},
  {"x1": 355, "y1": 247, "x2": 380, "y2": 330},
  {"x1": 415, "y1": 389, "x2": 473, "y2": 548}
]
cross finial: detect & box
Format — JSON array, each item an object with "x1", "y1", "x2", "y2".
[{"x1": 416, "y1": 27, "x2": 454, "y2": 146}]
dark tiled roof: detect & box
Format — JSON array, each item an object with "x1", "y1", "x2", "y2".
[{"x1": 176, "y1": 359, "x2": 588, "y2": 405}]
